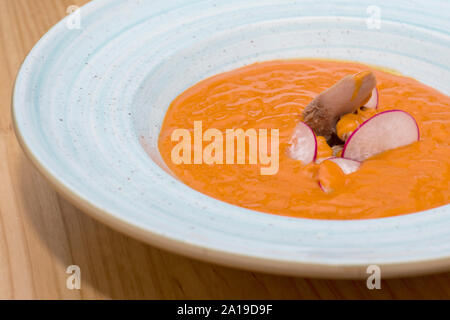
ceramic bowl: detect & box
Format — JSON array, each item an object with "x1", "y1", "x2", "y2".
[{"x1": 13, "y1": 0, "x2": 450, "y2": 278}]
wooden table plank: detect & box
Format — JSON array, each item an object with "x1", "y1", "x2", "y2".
[{"x1": 0, "y1": 0, "x2": 449, "y2": 299}]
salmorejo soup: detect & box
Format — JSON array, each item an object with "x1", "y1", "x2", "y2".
[{"x1": 158, "y1": 59, "x2": 450, "y2": 220}]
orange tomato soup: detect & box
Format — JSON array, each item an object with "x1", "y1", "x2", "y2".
[{"x1": 158, "y1": 60, "x2": 450, "y2": 219}]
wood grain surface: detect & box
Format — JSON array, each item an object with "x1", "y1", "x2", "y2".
[{"x1": 0, "y1": 0, "x2": 449, "y2": 300}]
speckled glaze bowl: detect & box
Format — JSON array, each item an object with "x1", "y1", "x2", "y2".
[{"x1": 13, "y1": 0, "x2": 450, "y2": 278}]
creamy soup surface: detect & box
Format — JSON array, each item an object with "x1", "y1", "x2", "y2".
[{"x1": 158, "y1": 59, "x2": 450, "y2": 220}]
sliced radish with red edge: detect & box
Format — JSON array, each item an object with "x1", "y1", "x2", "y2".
[
  {"x1": 342, "y1": 110, "x2": 419, "y2": 161},
  {"x1": 289, "y1": 121, "x2": 317, "y2": 164},
  {"x1": 318, "y1": 181, "x2": 327, "y2": 193}
]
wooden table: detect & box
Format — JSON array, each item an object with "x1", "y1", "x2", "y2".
[{"x1": 0, "y1": 0, "x2": 448, "y2": 300}]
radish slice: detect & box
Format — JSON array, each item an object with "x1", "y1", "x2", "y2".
[
  {"x1": 318, "y1": 181, "x2": 326, "y2": 192},
  {"x1": 363, "y1": 88, "x2": 378, "y2": 109},
  {"x1": 342, "y1": 110, "x2": 419, "y2": 161},
  {"x1": 288, "y1": 121, "x2": 317, "y2": 164},
  {"x1": 327, "y1": 157, "x2": 361, "y2": 174},
  {"x1": 317, "y1": 158, "x2": 360, "y2": 193}
]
